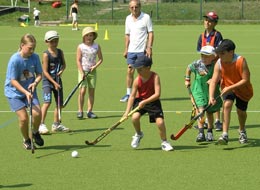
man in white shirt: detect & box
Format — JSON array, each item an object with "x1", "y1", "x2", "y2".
[
  {"x1": 33, "y1": 7, "x2": 40, "y2": 26},
  {"x1": 120, "y1": 0, "x2": 154, "y2": 102}
]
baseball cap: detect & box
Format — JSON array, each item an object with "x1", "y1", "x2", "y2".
[
  {"x1": 82, "y1": 27, "x2": 98, "y2": 40},
  {"x1": 215, "y1": 39, "x2": 236, "y2": 53},
  {"x1": 199, "y1": 45, "x2": 215, "y2": 55},
  {"x1": 203, "y1": 11, "x2": 219, "y2": 22},
  {"x1": 133, "y1": 55, "x2": 153, "y2": 68},
  {"x1": 44, "y1": 30, "x2": 59, "y2": 41}
]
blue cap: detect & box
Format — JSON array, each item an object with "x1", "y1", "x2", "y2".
[{"x1": 133, "y1": 55, "x2": 153, "y2": 68}]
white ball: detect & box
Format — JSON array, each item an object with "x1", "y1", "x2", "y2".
[{"x1": 71, "y1": 150, "x2": 79, "y2": 158}]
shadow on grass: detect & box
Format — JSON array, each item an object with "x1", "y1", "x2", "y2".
[
  {"x1": 160, "y1": 97, "x2": 190, "y2": 102},
  {"x1": 0, "y1": 183, "x2": 32, "y2": 188},
  {"x1": 137, "y1": 145, "x2": 208, "y2": 151},
  {"x1": 221, "y1": 137, "x2": 260, "y2": 151},
  {"x1": 36, "y1": 144, "x2": 110, "y2": 159},
  {"x1": 230, "y1": 124, "x2": 260, "y2": 130}
]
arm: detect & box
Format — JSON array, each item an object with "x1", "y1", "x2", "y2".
[
  {"x1": 209, "y1": 62, "x2": 221, "y2": 104},
  {"x1": 123, "y1": 34, "x2": 130, "y2": 58},
  {"x1": 124, "y1": 78, "x2": 138, "y2": 116},
  {"x1": 58, "y1": 50, "x2": 66, "y2": 76},
  {"x1": 91, "y1": 45, "x2": 103, "y2": 71},
  {"x1": 145, "y1": 31, "x2": 154, "y2": 58},
  {"x1": 76, "y1": 45, "x2": 85, "y2": 80},
  {"x1": 184, "y1": 66, "x2": 192, "y2": 87}
]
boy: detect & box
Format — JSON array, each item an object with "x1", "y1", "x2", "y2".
[
  {"x1": 209, "y1": 39, "x2": 253, "y2": 145},
  {"x1": 197, "y1": 11, "x2": 223, "y2": 131},
  {"x1": 39, "y1": 30, "x2": 70, "y2": 134},
  {"x1": 185, "y1": 45, "x2": 222, "y2": 142},
  {"x1": 123, "y1": 55, "x2": 173, "y2": 151}
]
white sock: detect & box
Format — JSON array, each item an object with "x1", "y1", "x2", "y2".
[{"x1": 127, "y1": 88, "x2": 131, "y2": 95}]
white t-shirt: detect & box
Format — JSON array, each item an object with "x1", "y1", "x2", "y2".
[
  {"x1": 125, "y1": 12, "x2": 153, "y2": 53},
  {"x1": 33, "y1": 9, "x2": 40, "y2": 17},
  {"x1": 78, "y1": 43, "x2": 99, "y2": 71}
]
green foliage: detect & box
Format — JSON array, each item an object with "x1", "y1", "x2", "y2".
[{"x1": 1, "y1": 0, "x2": 260, "y2": 26}]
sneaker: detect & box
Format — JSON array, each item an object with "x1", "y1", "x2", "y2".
[
  {"x1": 39, "y1": 123, "x2": 49, "y2": 135},
  {"x1": 33, "y1": 132, "x2": 44, "y2": 146},
  {"x1": 161, "y1": 141, "x2": 174, "y2": 151},
  {"x1": 120, "y1": 94, "x2": 129, "y2": 102},
  {"x1": 218, "y1": 134, "x2": 229, "y2": 145},
  {"x1": 131, "y1": 132, "x2": 144, "y2": 148},
  {"x1": 206, "y1": 132, "x2": 214, "y2": 141},
  {"x1": 215, "y1": 121, "x2": 223, "y2": 131},
  {"x1": 87, "y1": 111, "x2": 97, "y2": 119},
  {"x1": 52, "y1": 124, "x2": 70, "y2": 132},
  {"x1": 23, "y1": 138, "x2": 35, "y2": 150},
  {"x1": 239, "y1": 131, "x2": 248, "y2": 144},
  {"x1": 196, "y1": 132, "x2": 206, "y2": 142},
  {"x1": 77, "y1": 112, "x2": 83, "y2": 119}
]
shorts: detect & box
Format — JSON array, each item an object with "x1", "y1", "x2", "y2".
[
  {"x1": 42, "y1": 82, "x2": 64, "y2": 105},
  {"x1": 223, "y1": 93, "x2": 248, "y2": 111},
  {"x1": 127, "y1": 52, "x2": 145, "y2": 66},
  {"x1": 72, "y1": 13, "x2": 77, "y2": 22},
  {"x1": 79, "y1": 70, "x2": 96, "y2": 88},
  {"x1": 7, "y1": 93, "x2": 40, "y2": 112},
  {"x1": 133, "y1": 98, "x2": 164, "y2": 123}
]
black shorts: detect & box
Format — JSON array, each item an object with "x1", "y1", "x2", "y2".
[
  {"x1": 223, "y1": 93, "x2": 248, "y2": 111},
  {"x1": 133, "y1": 98, "x2": 164, "y2": 123}
]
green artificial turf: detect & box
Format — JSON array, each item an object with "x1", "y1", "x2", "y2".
[{"x1": 0, "y1": 24, "x2": 260, "y2": 190}]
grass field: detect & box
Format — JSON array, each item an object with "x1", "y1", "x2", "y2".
[{"x1": 0, "y1": 24, "x2": 260, "y2": 189}]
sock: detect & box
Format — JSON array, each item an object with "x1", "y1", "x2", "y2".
[
  {"x1": 127, "y1": 88, "x2": 131, "y2": 95},
  {"x1": 223, "y1": 132, "x2": 228, "y2": 136},
  {"x1": 207, "y1": 128, "x2": 213, "y2": 133},
  {"x1": 199, "y1": 128, "x2": 204, "y2": 134}
]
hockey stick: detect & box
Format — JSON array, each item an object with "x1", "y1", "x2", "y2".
[
  {"x1": 170, "y1": 103, "x2": 212, "y2": 141},
  {"x1": 29, "y1": 90, "x2": 35, "y2": 154},
  {"x1": 85, "y1": 106, "x2": 139, "y2": 145},
  {"x1": 63, "y1": 72, "x2": 89, "y2": 107},
  {"x1": 170, "y1": 95, "x2": 221, "y2": 140},
  {"x1": 187, "y1": 86, "x2": 205, "y2": 123},
  {"x1": 57, "y1": 76, "x2": 61, "y2": 123}
]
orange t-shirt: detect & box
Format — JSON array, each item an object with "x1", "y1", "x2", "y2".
[{"x1": 219, "y1": 55, "x2": 253, "y2": 101}]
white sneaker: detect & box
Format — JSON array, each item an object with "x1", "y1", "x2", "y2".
[
  {"x1": 131, "y1": 132, "x2": 144, "y2": 148},
  {"x1": 161, "y1": 141, "x2": 174, "y2": 151},
  {"x1": 52, "y1": 124, "x2": 70, "y2": 132},
  {"x1": 39, "y1": 123, "x2": 49, "y2": 135}
]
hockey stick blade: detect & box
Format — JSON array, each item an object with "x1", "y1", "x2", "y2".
[{"x1": 85, "y1": 106, "x2": 139, "y2": 145}]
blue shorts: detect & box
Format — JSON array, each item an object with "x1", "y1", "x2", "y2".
[
  {"x1": 127, "y1": 52, "x2": 145, "y2": 66},
  {"x1": 223, "y1": 93, "x2": 248, "y2": 111},
  {"x1": 42, "y1": 81, "x2": 64, "y2": 105},
  {"x1": 7, "y1": 94, "x2": 40, "y2": 112}
]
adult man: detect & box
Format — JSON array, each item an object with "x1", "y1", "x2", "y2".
[
  {"x1": 33, "y1": 7, "x2": 40, "y2": 27},
  {"x1": 209, "y1": 39, "x2": 253, "y2": 145},
  {"x1": 120, "y1": 0, "x2": 154, "y2": 102}
]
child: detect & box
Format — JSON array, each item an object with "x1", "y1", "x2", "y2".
[
  {"x1": 33, "y1": 7, "x2": 40, "y2": 27},
  {"x1": 209, "y1": 39, "x2": 253, "y2": 145},
  {"x1": 76, "y1": 27, "x2": 103, "y2": 119},
  {"x1": 185, "y1": 45, "x2": 222, "y2": 142},
  {"x1": 38, "y1": 30, "x2": 70, "y2": 134},
  {"x1": 4, "y1": 33, "x2": 44, "y2": 150},
  {"x1": 197, "y1": 11, "x2": 223, "y2": 131},
  {"x1": 124, "y1": 55, "x2": 173, "y2": 151}
]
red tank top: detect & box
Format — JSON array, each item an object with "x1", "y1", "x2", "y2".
[
  {"x1": 137, "y1": 72, "x2": 155, "y2": 100},
  {"x1": 201, "y1": 31, "x2": 217, "y2": 47}
]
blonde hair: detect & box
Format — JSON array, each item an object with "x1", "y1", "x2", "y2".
[{"x1": 19, "y1": 33, "x2": 36, "y2": 51}]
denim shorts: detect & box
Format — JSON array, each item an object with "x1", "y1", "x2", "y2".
[{"x1": 7, "y1": 94, "x2": 40, "y2": 112}]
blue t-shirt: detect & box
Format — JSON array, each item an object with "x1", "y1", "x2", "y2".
[{"x1": 4, "y1": 52, "x2": 42, "y2": 98}]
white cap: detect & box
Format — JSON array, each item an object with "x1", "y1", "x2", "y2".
[
  {"x1": 199, "y1": 45, "x2": 215, "y2": 55},
  {"x1": 44, "y1": 30, "x2": 59, "y2": 41}
]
